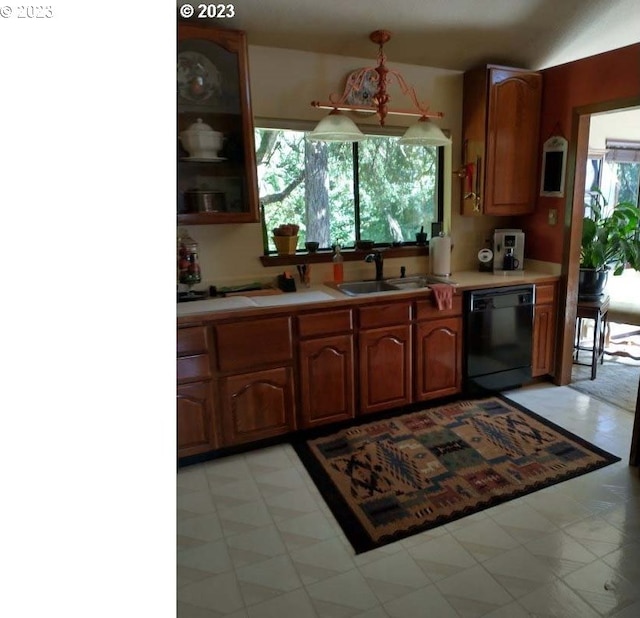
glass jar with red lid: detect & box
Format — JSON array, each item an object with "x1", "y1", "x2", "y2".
[{"x1": 177, "y1": 230, "x2": 201, "y2": 286}]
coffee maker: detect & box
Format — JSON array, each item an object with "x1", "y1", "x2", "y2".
[{"x1": 493, "y1": 229, "x2": 525, "y2": 274}]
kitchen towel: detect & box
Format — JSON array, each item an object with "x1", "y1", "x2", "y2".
[{"x1": 430, "y1": 283, "x2": 453, "y2": 310}]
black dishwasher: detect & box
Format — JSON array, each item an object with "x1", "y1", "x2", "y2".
[{"x1": 465, "y1": 285, "x2": 535, "y2": 393}]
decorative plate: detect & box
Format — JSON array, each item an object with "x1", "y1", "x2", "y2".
[
  {"x1": 345, "y1": 68, "x2": 378, "y2": 107},
  {"x1": 177, "y1": 51, "x2": 222, "y2": 103}
]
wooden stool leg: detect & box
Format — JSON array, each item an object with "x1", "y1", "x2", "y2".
[
  {"x1": 600, "y1": 314, "x2": 608, "y2": 365},
  {"x1": 591, "y1": 314, "x2": 600, "y2": 380},
  {"x1": 575, "y1": 317, "x2": 582, "y2": 362}
]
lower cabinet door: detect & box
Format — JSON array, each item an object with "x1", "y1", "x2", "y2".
[
  {"x1": 359, "y1": 325, "x2": 412, "y2": 414},
  {"x1": 532, "y1": 304, "x2": 556, "y2": 377},
  {"x1": 415, "y1": 317, "x2": 462, "y2": 401},
  {"x1": 177, "y1": 381, "x2": 217, "y2": 458},
  {"x1": 299, "y1": 334, "x2": 355, "y2": 427},
  {"x1": 220, "y1": 366, "x2": 296, "y2": 446}
]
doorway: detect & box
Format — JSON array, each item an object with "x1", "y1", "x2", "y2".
[{"x1": 556, "y1": 98, "x2": 640, "y2": 387}]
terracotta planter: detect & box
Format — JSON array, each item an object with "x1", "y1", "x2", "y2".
[{"x1": 578, "y1": 267, "x2": 609, "y2": 300}]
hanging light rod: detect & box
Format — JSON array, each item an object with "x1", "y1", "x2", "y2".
[{"x1": 310, "y1": 30, "x2": 444, "y2": 126}]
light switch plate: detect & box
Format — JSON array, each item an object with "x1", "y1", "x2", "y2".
[{"x1": 548, "y1": 208, "x2": 558, "y2": 225}]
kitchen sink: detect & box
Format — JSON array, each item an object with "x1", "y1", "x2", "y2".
[
  {"x1": 336, "y1": 280, "x2": 398, "y2": 296},
  {"x1": 423, "y1": 274, "x2": 458, "y2": 285},
  {"x1": 385, "y1": 275, "x2": 430, "y2": 290},
  {"x1": 336, "y1": 275, "x2": 457, "y2": 296}
]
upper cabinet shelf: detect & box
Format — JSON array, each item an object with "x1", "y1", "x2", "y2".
[
  {"x1": 460, "y1": 65, "x2": 542, "y2": 216},
  {"x1": 177, "y1": 24, "x2": 259, "y2": 224}
]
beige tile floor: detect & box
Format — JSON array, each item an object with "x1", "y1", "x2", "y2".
[{"x1": 177, "y1": 383, "x2": 640, "y2": 618}]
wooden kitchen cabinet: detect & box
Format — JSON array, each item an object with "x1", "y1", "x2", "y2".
[
  {"x1": 177, "y1": 24, "x2": 259, "y2": 224},
  {"x1": 298, "y1": 309, "x2": 355, "y2": 428},
  {"x1": 358, "y1": 302, "x2": 412, "y2": 414},
  {"x1": 414, "y1": 295, "x2": 463, "y2": 400},
  {"x1": 219, "y1": 367, "x2": 296, "y2": 446},
  {"x1": 461, "y1": 65, "x2": 542, "y2": 216},
  {"x1": 532, "y1": 283, "x2": 558, "y2": 377},
  {"x1": 177, "y1": 326, "x2": 218, "y2": 457},
  {"x1": 214, "y1": 316, "x2": 295, "y2": 446},
  {"x1": 176, "y1": 278, "x2": 560, "y2": 462},
  {"x1": 415, "y1": 317, "x2": 463, "y2": 401},
  {"x1": 177, "y1": 382, "x2": 218, "y2": 457}
]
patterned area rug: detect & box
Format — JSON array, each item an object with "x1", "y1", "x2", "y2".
[{"x1": 293, "y1": 396, "x2": 620, "y2": 554}]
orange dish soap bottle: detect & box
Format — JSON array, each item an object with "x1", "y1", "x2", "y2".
[{"x1": 332, "y1": 244, "x2": 344, "y2": 283}]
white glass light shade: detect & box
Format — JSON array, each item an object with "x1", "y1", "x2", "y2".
[
  {"x1": 308, "y1": 111, "x2": 366, "y2": 142},
  {"x1": 398, "y1": 117, "x2": 451, "y2": 146}
]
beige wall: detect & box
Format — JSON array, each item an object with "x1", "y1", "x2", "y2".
[
  {"x1": 589, "y1": 108, "x2": 640, "y2": 150},
  {"x1": 182, "y1": 45, "x2": 507, "y2": 287}
]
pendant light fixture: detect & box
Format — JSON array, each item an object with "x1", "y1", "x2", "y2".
[
  {"x1": 310, "y1": 30, "x2": 450, "y2": 145},
  {"x1": 308, "y1": 109, "x2": 366, "y2": 142}
]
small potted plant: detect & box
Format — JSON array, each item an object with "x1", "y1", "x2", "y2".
[
  {"x1": 579, "y1": 191, "x2": 640, "y2": 299},
  {"x1": 272, "y1": 223, "x2": 300, "y2": 255}
]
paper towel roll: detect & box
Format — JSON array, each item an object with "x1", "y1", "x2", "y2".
[{"x1": 430, "y1": 234, "x2": 451, "y2": 276}]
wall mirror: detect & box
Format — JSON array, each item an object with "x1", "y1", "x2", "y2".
[{"x1": 540, "y1": 135, "x2": 568, "y2": 197}]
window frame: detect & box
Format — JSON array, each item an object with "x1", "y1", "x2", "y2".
[{"x1": 256, "y1": 119, "x2": 445, "y2": 255}]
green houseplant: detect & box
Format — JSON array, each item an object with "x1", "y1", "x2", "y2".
[{"x1": 579, "y1": 191, "x2": 640, "y2": 299}]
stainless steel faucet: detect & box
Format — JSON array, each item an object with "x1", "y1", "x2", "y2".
[{"x1": 364, "y1": 250, "x2": 384, "y2": 281}]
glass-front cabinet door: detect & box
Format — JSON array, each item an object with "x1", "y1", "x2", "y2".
[{"x1": 177, "y1": 24, "x2": 259, "y2": 224}]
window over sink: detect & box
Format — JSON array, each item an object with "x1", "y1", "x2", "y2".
[{"x1": 255, "y1": 125, "x2": 444, "y2": 254}]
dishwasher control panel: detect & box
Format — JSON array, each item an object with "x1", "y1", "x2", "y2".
[{"x1": 469, "y1": 286, "x2": 534, "y2": 312}]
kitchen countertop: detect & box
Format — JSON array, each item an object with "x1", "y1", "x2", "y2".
[
  {"x1": 177, "y1": 269, "x2": 560, "y2": 321},
  {"x1": 437, "y1": 269, "x2": 559, "y2": 289}
]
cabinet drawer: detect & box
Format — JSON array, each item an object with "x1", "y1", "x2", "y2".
[
  {"x1": 215, "y1": 316, "x2": 293, "y2": 372},
  {"x1": 415, "y1": 294, "x2": 462, "y2": 320},
  {"x1": 535, "y1": 283, "x2": 557, "y2": 305},
  {"x1": 177, "y1": 354, "x2": 211, "y2": 382},
  {"x1": 298, "y1": 309, "x2": 353, "y2": 338},
  {"x1": 177, "y1": 326, "x2": 209, "y2": 356},
  {"x1": 359, "y1": 301, "x2": 411, "y2": 329}
]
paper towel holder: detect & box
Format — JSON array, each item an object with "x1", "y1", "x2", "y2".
[{"x1": 429, "y1": 231, "x2": 453, "y2": 277}]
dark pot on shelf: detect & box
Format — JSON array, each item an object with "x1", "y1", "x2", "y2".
[{"x1": 578, "y1": 267, "x2": 609, "y2": 300}]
